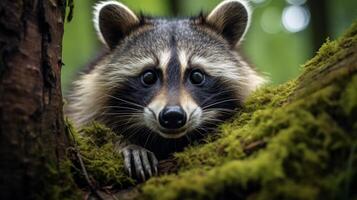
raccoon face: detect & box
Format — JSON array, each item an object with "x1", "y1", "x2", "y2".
[{"x1": 70, "y1": 0, "x2": 265, "y2": 144}]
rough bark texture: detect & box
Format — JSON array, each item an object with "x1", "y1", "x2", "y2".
[{"x1": 0, "y1": 1, "x2": 73, "y2": 199}]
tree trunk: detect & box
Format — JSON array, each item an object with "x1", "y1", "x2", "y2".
[
  {"x1": 307, "y1": 0, "x2": 329, "y2": 53},
  {"x1": 0, "y1": 1, "x2": 70, "y2": 199},
  {"x1": 169, "y1": 0, "x2": 180, "y2": 16}
]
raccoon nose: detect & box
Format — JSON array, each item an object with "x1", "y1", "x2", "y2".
[{"x1": 159, "y1": 106, "x2": 187, "y2": 130}]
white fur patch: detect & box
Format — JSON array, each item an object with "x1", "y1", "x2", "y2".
[
  {"x1": 159, "y1": 50, "x2": 172, "y2": 72},
  {"x1": 68, "y1": 71, "x2": 107, "y2": 126},
  {"x1": 178, "y1": 49, "x2": 189, "y2": 72}
]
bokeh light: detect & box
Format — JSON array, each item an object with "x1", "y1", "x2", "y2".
[
  {"x1": 286, "y1": 0, "x2": 307, "y2": 6},
  {"x1": 282, "y1": 5, "x2": 310, "y2": 33}
]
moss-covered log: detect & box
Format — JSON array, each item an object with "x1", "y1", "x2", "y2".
[{"x1": 71, "y1": 22, "x2": 357, "y2": 200}]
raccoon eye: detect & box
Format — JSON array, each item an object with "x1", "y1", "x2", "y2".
[
  {"x1": 141, "y1": 70, "x2": 158, "y2": 86},
  {"x1": 190, "y1": 69, "x2": 205, "y2": 85}
]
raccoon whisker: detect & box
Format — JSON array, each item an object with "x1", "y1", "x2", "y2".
[
  {"x1": 202, "y1": 114, "x2": 225, "y2": 122},
  {"x1": 107, "y1": 115, "x2": 142, "y2": 129},
  {"x1": 122, "y1": 121, "x2": 143, "y2": 132},
  {"x1": 124, "y1": 131, "x2": 140, "y2": 142},
  {"x1": 202, "y1": 98, "x2": 240, "y2": 110},
  {"x1": 204, "y1": 108, "x2": 236, "y2": 115},
  {"x1": 193, "y1": 126, "x2": 218, "y2": 140},
  {"x1": 204, "y1": 87, "x2": 237, "y2": 99},
  {"x1": 106, "y1": 121, "x2": 137, "y2": 129},
  {"x1": 105, "y1": 94, "x2": 145, "y2": 109},
  {"x1": 196, "y1": 126, "x2": 214, "y2": 132},
  {"x1": 104, "y1": 115, "x2": 143, "y2": 126},
  {"x1": 200, "y1": 116, "x2": 225, "y2": 126},
  {"x1": 188, "y1": 89, "x2": 236, "y2": 120},
  {"x1": 105, "y1": 111, "x2": 143, "y2": 121},
  {"x1": 201, "y1": 121, "x2": 222, "y2": 128},
  {"x1": 201, "y1": 122, "x2": 220, "y2": 128},
  {"x1": 103, "y1": 113, "x2": 143, "y2": 117},
  {"x1": 190, "y1": 96, "x2": 233, "y2": 115},
  {"x1": 193, "y1": 128, "x2": 206, "y2": 137},
  {"x1": 203, "y1": 115, "x2": 223, "y2": 121},
  {"x1": 204, "y1": 108, "x2": 235, "y2": 113},
  {"x1": 116, "y1": 123, "x2": 144, "y2": 140},
  {"x1": 101, "y1": 105, "x2": 142, "y2": 110},
  {"x1": 202, "y1": 111, "x2": 217, "y2": 121},
  {"x1": 143, "y1": 131, "x2": 153, "y2": 148},
  {"x1": 197, "y1": 126, "x2": 217, "y2": 135},
  {"x1": 96, "y1": 107, "x2": 141, "y2": 116},
  {"x1": 98, "y1": 112, "x2": 142, "y2": 124},
  {"x1": 102, "y1": 113, "x2": 142, "y2": 125},
  {"x1": 199, "y1": 88, "x2": 238, "y2": 107},
  {"x1": 102, "y1": 105, "x2": 143, "y2": 112},
  {"x1": 106, "y1": 119, "x2": 135, "y2": 131},
  {"x1": 106, "y1": 112, "x2": 143, "y2": 117}
]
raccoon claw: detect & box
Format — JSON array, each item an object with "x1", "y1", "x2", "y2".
[{"x1": 121, "y1": 145, "x2": 158, "y2": 181}]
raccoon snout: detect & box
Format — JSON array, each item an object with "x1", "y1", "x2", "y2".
[{"x1": 159, "y1": 106, "x2": 187, "y2": 130}]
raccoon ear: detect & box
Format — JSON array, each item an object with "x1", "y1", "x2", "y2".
[
  {"x1": 94, "y1": 1, "x2": 140, "y2": 49},
  {"x1": 206, "y1": 0, "x2": 251, "y2": 46}
]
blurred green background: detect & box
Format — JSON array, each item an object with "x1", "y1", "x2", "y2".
[{"x1": 62, "y1": 0, "x2": 357, "y2": 93}]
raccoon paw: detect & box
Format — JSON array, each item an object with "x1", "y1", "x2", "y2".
[{"x1": 121, "y1": 145, "x2": 158, "y2": 181}]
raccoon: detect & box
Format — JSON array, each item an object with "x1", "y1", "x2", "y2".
[{"x1": 68, "y1": 0, "x2": 266, "y2": 180}]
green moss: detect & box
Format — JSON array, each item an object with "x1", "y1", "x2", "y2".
[
  {"x1": 43, "y1": 159, "x2": 83, "y2": 200},
  {"x1": 67, "y1": 22, "x2": 357, "y2": 199},
  {"x1": 341, "y1": 76, "x2": 357, "y2": 118},
  {"x1": 68, "y1": 121, "x2": 134, "y2": 188}
]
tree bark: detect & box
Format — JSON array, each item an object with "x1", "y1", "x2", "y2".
[{"x1": 0, "y1": 1, "x2": 69, "y2": 199}]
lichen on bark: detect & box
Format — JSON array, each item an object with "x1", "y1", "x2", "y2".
[{"x1": 69, "y1": 22, "x2": 357, "y2": 200}]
